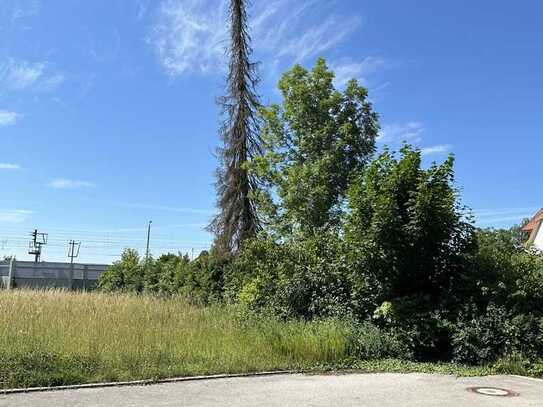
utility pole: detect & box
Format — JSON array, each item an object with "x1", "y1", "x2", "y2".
[
  {"x1": 28, "y1": 229, "x2": 48, "y2": 263},
  {"x1": 145, "y1": 221, "x2": 152, "y2": 262},
  {"x1": 68, "y1": 240, "x2": 81, "y2": 290},
  {"x1": 68, "y1": 240, "x2": 81, "y2": 264}
]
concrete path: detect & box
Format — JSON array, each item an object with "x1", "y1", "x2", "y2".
[{"x1": 1, "y1": 373, "x2": 542, "y2": 406}]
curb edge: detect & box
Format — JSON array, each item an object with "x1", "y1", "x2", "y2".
[{"x1": 1, "y1": 370, "x2": 300, "y2": 395}]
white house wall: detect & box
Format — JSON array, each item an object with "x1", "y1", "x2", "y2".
[{"x1": 534, "y1": 223, "x2": 543, "y2": 252}]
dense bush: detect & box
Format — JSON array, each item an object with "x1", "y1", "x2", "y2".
[
  {"x1": 345, "y1": 147, "x2": 477, "y2": 325},
  {"x1": 98, "y1": 249, "x2": 143, "y2": 293},
  {"x1": 225, "y1": 232, "x2": 353, "y2": 319},
  {"x1": 98, "y1": 249, "x2": 226, "y2": 304},
  {"x1": 451, "y1": 304, "x2": 543, "y2": 364}
]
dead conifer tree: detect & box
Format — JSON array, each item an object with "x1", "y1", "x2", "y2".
[{"x1": 208, "y1": 0, "x2": 261, "y2": 255}]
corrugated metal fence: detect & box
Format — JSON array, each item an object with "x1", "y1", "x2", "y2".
[{"x1": 0, "y1": 260, "x2": 109, "y2": 290}]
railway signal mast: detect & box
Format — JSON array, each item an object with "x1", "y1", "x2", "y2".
[{"x1": 28, "y1": 229, "x2": 48, "y2": 263}]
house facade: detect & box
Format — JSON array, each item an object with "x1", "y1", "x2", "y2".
[{"x1": 522, "y1": 209, "x2": 543, "y2": 252}]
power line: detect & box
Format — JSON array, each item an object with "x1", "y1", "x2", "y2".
[{"x1": 0, "y1": 225, "x2": 211, "y2": 263}]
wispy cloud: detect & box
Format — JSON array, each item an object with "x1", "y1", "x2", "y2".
[
  {"x1": 330, "y1": 57, "x2": 387, "y2": 87},
  {"x1": 38, "y1": 73, "x2": 65, "y2": 91},
  {"x1": 476, "y1": 215, "x2": 534, "y2": 226},
  {"x1": 378, "y1": 122, "x2": 425, "y2": 144},
  {"x1": 148, "y1": 0, "x2": 228, "y2": 77},
  {"x1": 0, "y1": 110, "x2": 20, "y2": 126},
  {"x1": 474, "y1": 207, "x2": 540, "y2": 217},
  {"x1": 474, "y1": 206, "x2": 539, "y2": 226},
  {"x1": 149, "y1": 0, "x2": 361, "y2": 77},
  {"x1": 0, "y1": 58, "x2": 63, "y2": 91},
  {"x1": 0, "y1": 209, "x2": 33, "y2": 224},
  {"x1": 274, "y1": 15, "x2": 360, "y2": 63},
  {"x1": 135, "y1": 0, "x2": 152, "y2": 21},
  {"x1": 96, "y1": 223, "x2": 207, "y2": 233},
  {"x1": 48, "y1": 178, "x2": 96, "y2": 190},
  {"x1": 0, "y1": 163, "x2": 21, "y2": 170},
  {"x1": 120, "y1": 202, "x2": 214, "y2": 215},
  {"x1": 421, "y1": 144, "x2": 451, "y2": 156},
  {"x1": 11, "y1": 0, "x2": 41, "y2": 24},
  {"x1": 378, "y1": 122, "x2": 453, "y2": 156},
  {"x1": 251, "y1": 0, "x2": 360, "y2": 64}
]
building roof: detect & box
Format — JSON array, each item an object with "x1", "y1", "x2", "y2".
[{"x1": 523, "y1": 208, "x2": 543, "y2": 232}]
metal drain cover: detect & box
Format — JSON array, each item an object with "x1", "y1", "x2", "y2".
[{"x1": 467, "y1": 387, "x2": 519, "y2": 397}]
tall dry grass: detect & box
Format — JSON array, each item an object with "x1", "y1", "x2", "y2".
[{"x1": 0, "y1": 290, "x2": 351, "y2": 388}]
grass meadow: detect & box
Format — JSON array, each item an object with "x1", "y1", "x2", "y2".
[
  {"x1": 0, "y1": 290, "x2": 533, "y2": 389},
  {"x1": 0, "y1": 289, "x2": 353, "y2": 388}
]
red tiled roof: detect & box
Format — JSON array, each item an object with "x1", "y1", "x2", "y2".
[{"x1": 523, "y1": 208, "x2": 543, "y2": 232}]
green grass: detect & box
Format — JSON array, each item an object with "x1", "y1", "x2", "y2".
[{"x1": 0, "y1": 290, "x2": 540, "y2": 389}]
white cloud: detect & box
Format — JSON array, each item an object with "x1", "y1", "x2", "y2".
[
  {"x1": 0, "y1": 110, "x2": 20, "y2": 126},
  {"x1": 0, "y1": 58, "x2": 63, "y2": 91},
  {"x1": 48, "y1": 178, "x2": 96, "y2": 190},
  {"x1": 0, "y1": 163, "x2": 21, "y2": 170},
  {"x1": 331, "y1": 57, "x2": 387, "y2": 87},
  {"x1": 149, "y1": 0, "x2": 361, "y2": 77},
  {"x1": 378, "y1": 122, "x2": 425, "y2": 144},
  {"x1": 378, "y1": 122, "x2": 452, "y2": 156},
  {"x1": 0, "y1": 209, "x2": 33, "y2": 224},
  {"x1": 0, "y1": 58, "x2": 44, "y2": 89},
  {"x1": 420, "y1": 144, "x2": 451, "y2": 156}
]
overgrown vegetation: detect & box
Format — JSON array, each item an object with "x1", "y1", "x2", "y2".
[
  {"x1": 0, "y1": 0, "x2": 538, "y2": 391},
  {"x1": 2, "y1": 290, "x2": 542, "y2": 389},
  {"x1": 97, "y1": 58, "x2": 543, "y2": 376}
]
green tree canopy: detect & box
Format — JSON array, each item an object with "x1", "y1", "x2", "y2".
[
  {"x1": 345, "y1": 146, "x2": 477, "y2": 312},
  {"x1": 253, "y1": 58, "x2": 379, "y2": 236}
]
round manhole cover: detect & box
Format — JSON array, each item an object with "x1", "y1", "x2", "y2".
[{"x1": 467, "y1": 387, "x2": 519, "y2": 397}]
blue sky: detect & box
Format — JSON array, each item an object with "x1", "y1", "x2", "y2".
[{"x1": 0, "y1": 0, "x2": 541, "y2": 263}]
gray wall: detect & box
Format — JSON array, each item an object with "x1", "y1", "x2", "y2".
[{"x1": 0, "y1": 260, "x2": 109, "y2": 290}]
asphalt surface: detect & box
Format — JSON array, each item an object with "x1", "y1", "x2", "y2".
[{"x1": 1, "y1": 373, "x2": 542, "y2": 406}]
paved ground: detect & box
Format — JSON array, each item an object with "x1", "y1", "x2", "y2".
[{"x1": 1, "y1": 373, "x2": 542, "y2": 406}]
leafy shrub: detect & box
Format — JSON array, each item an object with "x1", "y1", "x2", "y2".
[
  {"x1": 98, "y1": 249, "x2": 144, "y2": 292},
  {"x1": 451, "y1": 304, "x2": 543, "y2": 365},
  {"x1": 346, "y1": 322, "x2": 412, "y2": 360}
]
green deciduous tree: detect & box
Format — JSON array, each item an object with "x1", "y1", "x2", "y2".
[{"x1": 252, "y1": 58, "x2": 378, "y2": 236}]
